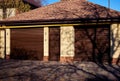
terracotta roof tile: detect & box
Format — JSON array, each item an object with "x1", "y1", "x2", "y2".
[{"x1": 5, "y1": 0, "x2": 120, "y2": 21}]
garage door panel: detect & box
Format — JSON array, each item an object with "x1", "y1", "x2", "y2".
[
  {"x1": 74, "y1": 25, "x2": 110, "y2": 63},
  {"x1": 49, "y1": 27, "x2": 60, "y2": 61},
  {"x1": 11, "y1": 28, "x2": 43, "y2": 60}
]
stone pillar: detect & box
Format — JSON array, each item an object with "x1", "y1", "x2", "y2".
[
  {"x1": 0, "y1": 30, "x2": 5, "y2": 59},
  {"x1": 43, "y1": 27, "x2": 49, "y2": 61},
  {"x1": 5, "y1": 29, "x2": 10, "y2": 59},
  {"x1": 60, "y1": 26, "x2": 75, "y2": 62},
  {"x1": 0, "y1": 9, "x2": 3, "y2": 20},
  {"x1": 111, "y1": 24, "x2": 120, "y2": 64}
]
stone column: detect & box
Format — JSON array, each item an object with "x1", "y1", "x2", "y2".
[
  {"x1": 43, "y1": 27, "x2": 49, "y2": 61},
  {"x1": 5, "y1": 29, "x2": 10, "y2": 59},
  {"x1": 111, "y1": 24, "x2": 120, "y2": 64},
  {"x1": 0, "y1": 30, "x2": 5, "y2": 59},
  {"x1": 60, "y1": 26, "x2": 75, "y2": 62},
  {"x1": 0, "y1": 9, "x2": 3, "y2": 20}
]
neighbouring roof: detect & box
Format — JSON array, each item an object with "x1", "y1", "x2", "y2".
[
  {"x1": 24, "y1": 0, "x2": 41, "y2": 7},
  {"x1": 2, "y1": 0, "x2": 120, "y2": 25}
]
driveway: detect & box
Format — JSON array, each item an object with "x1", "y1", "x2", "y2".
[{"x1": 0, "y1": 59, "x2": 120, "y2": 81}]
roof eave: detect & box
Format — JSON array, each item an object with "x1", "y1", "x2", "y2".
[{"x1": 1, "y1": 17, "x2": 120, "y2": 26}]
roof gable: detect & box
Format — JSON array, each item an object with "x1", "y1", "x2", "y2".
[{"x1": 4, "y1": 0, "x2": 120, "y2": 22}]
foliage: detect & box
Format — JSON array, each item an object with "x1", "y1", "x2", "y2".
[{"x1": 0, "y1": 0, "x2": 31, "y2": 19}]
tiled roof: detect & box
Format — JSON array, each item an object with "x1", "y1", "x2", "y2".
[{"x1": 4, "y1": 0, "x2": 120, "y2": 21}]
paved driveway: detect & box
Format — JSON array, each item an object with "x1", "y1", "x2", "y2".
[{"x1": 0, "y1": 60, "x2": 120, "y2": 81}]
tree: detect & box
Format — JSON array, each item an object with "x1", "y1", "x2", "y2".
[{"x1": 0, "y1": 0, "x2": 31, "y2": 19}]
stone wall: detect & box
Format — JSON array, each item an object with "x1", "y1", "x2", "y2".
[
  {"x1": 111, "y1": 24, "x2": 120, "y2": 64},
  {"x1": 60, "y1": 26, "x2": 75, "y2": 61}
]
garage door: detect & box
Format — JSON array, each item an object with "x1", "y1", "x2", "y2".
[
  {"x1": 74, "y1": 25, "x2": 110, "y2": 63},
  {"x1": 10, "y1": 28, "x2": 43, "y2": 60}
]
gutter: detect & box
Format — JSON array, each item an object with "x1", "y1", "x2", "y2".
[
  {"x1": 0, "y1": 17, "x2": 120, "y2": 29},
  {"x1": 0, "y1": 23, "x2": 111, "y2": 29}
]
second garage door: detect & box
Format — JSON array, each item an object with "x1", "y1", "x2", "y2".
[{"x1": 74, "y1": 25, "x2": 110, "y2": 63}]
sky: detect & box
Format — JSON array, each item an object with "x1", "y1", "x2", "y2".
[{"x1": 42, "y1": 0, "x2": 120, "y2": 11}]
